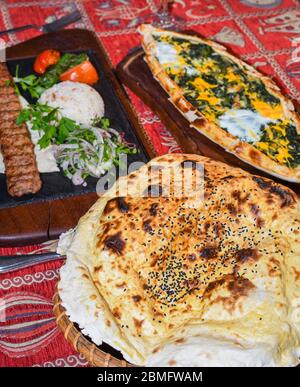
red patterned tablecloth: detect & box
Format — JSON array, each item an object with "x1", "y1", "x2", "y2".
[{"x1": 0, "y1": 0, "x2": 299, "y2": 367}]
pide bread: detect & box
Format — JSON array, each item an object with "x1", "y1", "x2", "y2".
[{"x1": 139, "y1": 25, "x2": 300, "y2": 183}]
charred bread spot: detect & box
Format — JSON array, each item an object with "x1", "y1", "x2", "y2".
[
  {"x1": 292, "y1": 267, "x2": 300, "y2": 281},
  {"x1": 150, "y1": 255, "x2": 159, "y2": 267},
  {"x1": 112, "y1": 308, "x2": 121, "y2": 319},
  {"x1": 204, "y1": 221, "x2": 210, "y2": 232},
  {"x1": 213, "y1": 224, "x2": 222, "y2": 237},
  {"x1": 269, "y1": 185, "x2": 296, "y2": 208},
  {"x1": 104, "y1": 232, "x2": 125, "y2": 255},
  {"x1": 252, "y1": 177, "x2": 296, "y2": 208},
  {"x1": 132, "y1": 295, "x2": 142, "y2": 303},
  {"x1": 128, "y1": 172, "x2": 137, "y2": 180},
  {"x1": 250, "y1": 204, "x2": 260, "y2": 216},
  {"x1": 253, "y1": 177, "x2": 270, "y2": 190},
  {"x1": 235, "y1": 248, "x2": 258, "y2": 263},
  {"x1": 227, "y1": 203, "x2": 238, "y2": 216},
  {"x1": 221, "y1": 175, "x2": 235, "y2": 181},
  {"x1": 184, "y1": 226, "x2": 192, "y2": 235},
  {"x1": 256, "y1": 217, "x2": 265, "y2": 228},
  {"x1": 249, "y1": 149, "x2": 261, "y2": 163},
  {"x1": 117, "y1": 197, "x2": 130, "y2": 213},
  {"x1": 204, "y1": 278, "x2": 226, "y2": 295},
  {"x1": 227, "y1": 276, "x2": 255, "y2": 298},
  {"x1": 154, "y1": 310, "x2": 164, "y2": 318},
  {"x1": 185, "y1": 278, "x2": 199, "y2": 291},
  {"x1": 103, "y1": 198, "x2": 116, "y2": 215},
  {"x1": 133, "y1": 318, "x2": 144, "y2": 330},
  {"x1": 150, "y1": 203, "x2": 159, "y2": 216},
  {"x1": 200, "y1": 246, "x2": 218, "y2": 259},
  {"x1": 116, "y1": 281, "x2": 127, "y2": 288},
  {"x1": 187, "y1": 254, "x2": 197, "y2": 262},
  {"x1": 94, "y1": 265, "x2": 103, "y2": 273},
  {"x1": 268, "y1": 257, "x2": 281, "y2": 277},
  {"x1": 232, "y1": 190, "x2": 250, "y2": 204},
  {"x1": 204, "y1": 275, "x2": 255, "y2": 310},
  {"x1": 151, "y1": 164, "x2": 166, "y2": 172},
  {"x1": 143, "y1": 219, "x2": 153, "y2": 234}
]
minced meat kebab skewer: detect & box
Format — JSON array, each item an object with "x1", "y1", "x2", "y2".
[{"x1": 0, "y1": 63, "x2": 41, "y2": 196}]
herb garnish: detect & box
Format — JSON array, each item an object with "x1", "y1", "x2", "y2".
[
  {"x1": 16, "y1": 104, "x2": 137, "y2": 184},
  {"x1": 14, "y1": 53, "x2": 88, "y2": 98}
]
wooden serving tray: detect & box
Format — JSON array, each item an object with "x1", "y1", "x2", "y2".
[
  {"x1": 116, "y1": 48, "x2": 300, "y2": 197},
  {"x1": 0, "y1": 30, "x2": 156, "y2": 247}
]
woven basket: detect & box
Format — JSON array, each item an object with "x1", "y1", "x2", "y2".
[
  {"x1": 53, "y1": 286, "x2": 300, "y2": 368},
  {"x1": 53, "y1": 285, "x2": 134, "y2": 367}
]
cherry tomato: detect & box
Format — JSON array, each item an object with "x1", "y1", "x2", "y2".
[
  {"x1": 60, "y1": 60, "x2": 99, "y2": 85},
  {"x1": 34, "y1": 49, "x2": 61, "y2": 74}
]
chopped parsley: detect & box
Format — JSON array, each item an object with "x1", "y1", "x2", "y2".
[{"x1": 16, "y1": 103, "x2": 137, "y2": 184}]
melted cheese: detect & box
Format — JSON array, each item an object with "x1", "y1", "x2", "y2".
[
  {"x1": 155, "y1": 42, "x2": 179, "y2": 65},
  {"x1": 218, "y1": 109, "x2": 274, "y2": 143}
]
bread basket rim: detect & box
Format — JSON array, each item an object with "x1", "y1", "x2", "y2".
[{"x1": 53, "y1": 283, "x2": 135, "y2": 367}]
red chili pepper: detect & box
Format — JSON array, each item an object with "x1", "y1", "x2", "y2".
[
  {"x1": 60, "y1": 60, "x2": 99, "y2": 85},
  {"x1": 34, "y1": 49, "x2": 61, "y2": 74}
]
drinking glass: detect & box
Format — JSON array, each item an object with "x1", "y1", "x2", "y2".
[{"x1": 152, "y1": 0, "x2": 180, "y2": 29}]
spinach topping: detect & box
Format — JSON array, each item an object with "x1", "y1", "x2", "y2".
[
  {"x1": 286, "y1": 124, "x2": 300, "y2": 167},
  {"x1": 202, "y1": 74, "x2": 218, "y2": 85},
  {"x1": 191, "y1": 43, "x2": 213, "y2": 59},
  {"x1": 257, "y1": 121, "x2": 300, "y2": 168},
  {"x1": 248, "y1": 80, "x2": 280, "y2": 105},
  {"x1": 155, "y1": 35, "x2": 299, "y2": 167}
]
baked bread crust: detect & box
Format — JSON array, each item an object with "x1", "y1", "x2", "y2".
[
  {"x1": 139, "y1": 24, "x2": 300, "y2": 183},
  {"x1": 58, "y1": 154, "x2": 300, "y2": 366}
]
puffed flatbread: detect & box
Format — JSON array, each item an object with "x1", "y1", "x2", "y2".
[{"x1": 58, "y1": 154, "x2": 300, "y2": 366}]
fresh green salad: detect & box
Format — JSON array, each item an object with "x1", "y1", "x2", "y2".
[
  {"x1": 17, "y1": 103, "x2": 136, "y2": 185},
  {"x1": 14, "y1": 51, "x2": 137, "y2": 186}
]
